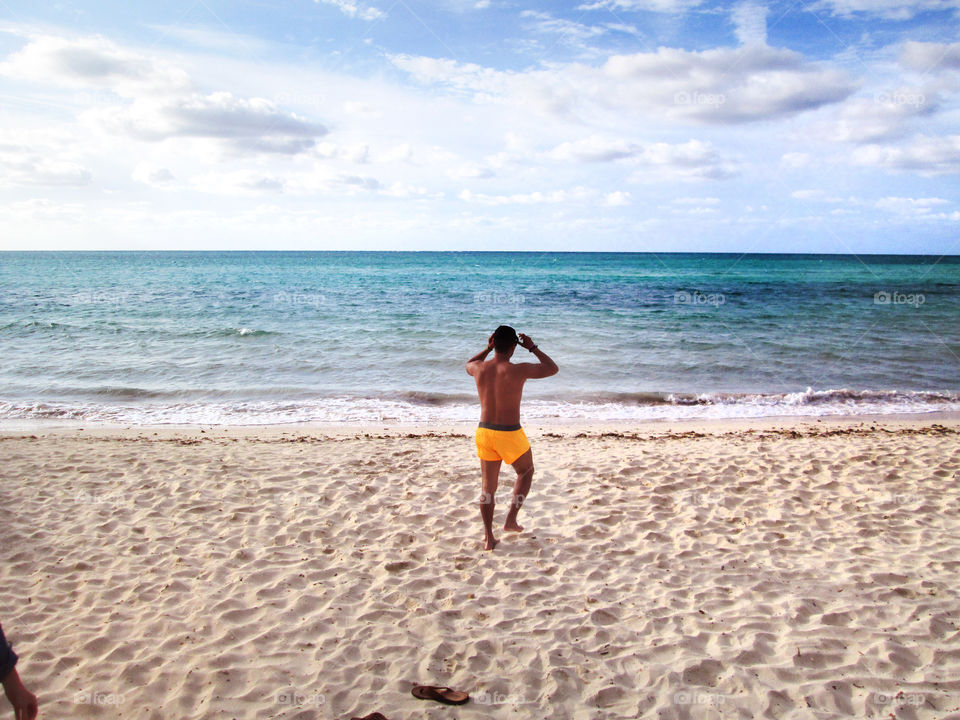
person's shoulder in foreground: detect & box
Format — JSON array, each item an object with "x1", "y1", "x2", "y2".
[{"x1": 0, "y1": 622, "x2": 38, "y2": 720}]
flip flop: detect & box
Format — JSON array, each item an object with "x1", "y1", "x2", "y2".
[
  {"x1": 350, "y1": 713, "x2": 390, "y2": 720},
  {"x1": 411, "y1": 684, "x2": 470, "y2": 705}
]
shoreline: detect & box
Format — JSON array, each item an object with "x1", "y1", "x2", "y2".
[{"x1": 4, "y1": 409, "x2": 960, "y2": 441}]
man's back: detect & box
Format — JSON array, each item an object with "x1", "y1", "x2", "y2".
[{"x1": 471, "y1": 358, "x2": 530, "y2": 426}]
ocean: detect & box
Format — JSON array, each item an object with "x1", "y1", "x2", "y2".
[{"x1": 1, "y1": 251, "x2": 958, "y2": 426}]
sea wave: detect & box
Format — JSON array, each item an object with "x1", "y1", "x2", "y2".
[{"x1": 1, "y1": 387, "x2": 958, "y2": 427}]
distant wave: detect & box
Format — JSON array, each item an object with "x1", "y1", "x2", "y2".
[{"x1": 542, "y1": 388, "x2": 960, "y2": 407}]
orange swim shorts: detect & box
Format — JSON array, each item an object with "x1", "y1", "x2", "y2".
[{"x1": 475, "y1": 422, "x2": 531, "y2": 464}]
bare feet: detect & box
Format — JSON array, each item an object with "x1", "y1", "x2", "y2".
[
  {"x1": 503, "y1": 521, "x2": 524, "y2": 532},
  {"x1": 484, "y1": 536, "x2": 498, "y2": 551}
]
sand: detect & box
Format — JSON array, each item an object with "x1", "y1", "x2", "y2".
[{"x1": 1, "y1": 417, "x2": 960, "y2": 719}]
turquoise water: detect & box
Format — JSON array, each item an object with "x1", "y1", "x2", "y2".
[{"x1": 1, "y1": 251, "x2": 958, "y2": 425}]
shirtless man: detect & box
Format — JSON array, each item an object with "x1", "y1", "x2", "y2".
[{"x1": 466, "y1": 325, "x2": 558, "y2": 551}]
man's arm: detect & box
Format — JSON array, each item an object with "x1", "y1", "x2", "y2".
[
  {"x1": 466, "y1": 334, "x2": 495, "y2": 376},
  {"x1": 0, "y1": 623, "x2": 38, "y2": 720},
  {"x1": 517, "y1": 334, "x2": 558, "y2": 378}
]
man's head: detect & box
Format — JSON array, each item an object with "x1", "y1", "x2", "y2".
[{"x1": 493, "y1": 325, "x2": 519, "y2": 355}]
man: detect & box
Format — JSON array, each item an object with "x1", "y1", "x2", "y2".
[
  {"x1": 1, "y1": 622, "x2": 38, "y2": 720},
  {"x1": 466, "y1": 325, "x2": 558, "y2": 551}
]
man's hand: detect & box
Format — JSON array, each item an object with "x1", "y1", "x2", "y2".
[
  {"x1": 518, "y1": 333, "x2": 535, "y2": 350},
  {"x1": 488, "y1": 333, "x2": 495, "y2": 350},
  {"x1": 2, "y1": 669, "x2": 38, "y2": 720}
]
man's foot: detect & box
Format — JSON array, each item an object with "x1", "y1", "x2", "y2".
[
  {"x1": 484, "y1": 536, "x2": 498, "y2": 551},
  {"x1": 503, "y1": 521, "x2": 524, "y2": 532}
]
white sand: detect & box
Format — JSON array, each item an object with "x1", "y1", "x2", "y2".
[{"x1": 2, "y1": 418, "x2": 959, "y2": 719}]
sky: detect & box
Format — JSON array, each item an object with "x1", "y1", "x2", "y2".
[{"x1": 0, "y1": 0, "x2": 958, "y2": 252}]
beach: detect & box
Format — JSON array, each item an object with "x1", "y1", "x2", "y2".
[{"x1": 2, "y1": 416, "x2": 959, "y2": 719}]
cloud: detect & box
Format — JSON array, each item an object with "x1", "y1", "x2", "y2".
[
  {"x1": 392, "y1": 44, "x2": 855, "y2": 125},
  {"x1": 781, "y1": 152, "x2": 813, "y2": 168},
  {"x1": 603, "y1": 46, "x2": 855, "y2": 123},
  {"x1": 810, "y1": 90, "x2": 935, "y2": 143},
  {"x1": 0, "y1": 145, "x2": 92, "y2": 187},
  {"x1": 84, "y1": 92, "x2": 326, "y2": 154},
  {"x1": 131, "y1": 163, "x2": 175, "y2": 187},
  {"x1": 549, "y1": 135, "x2": 640, "y2": 162},
  {"x1": 603, "y1": 191, "x2": 631, "y2": 206},
  {"x1": 314, "y1": 0, "x2": 384, "y2": 20},
  {"x1": 0, "y1": 34, "x2": 190, "y2": 96},
  {"x1": 790, "y1": 189, "x2": 847, "y2": 203},
  {"x1": 851, "y1": 134, "x2": 960, "y2": 175},
  {"x1": 628, "y1": 139, "x2": 737, "y2": 181},
  {"x1": 731, "y1": 2, "x2": 768, "y2": 46},
  {"x1": 544, "y1": 135, "x2": 735, "y2": 182},
  {"x1": 458, "y1": 187, "x2": 595, "y2": 205},
  {"x1": 674, "y1": 196, "x2": 720, "y2": 204},
  {"x1": 520, "y1": 10, "x2": 607, "y2": 48},
  {"x1": 900, "y1": 41, "x2": 960, "y2": 73},
  {"x1": 577, "y1": 0, "x2": 705, "y2": 12},
  {"x1": 875, "y1": 196, "x2": 949, "y2": 214},
  {"x1": 810, "y1": 0, "x2": 960, "y2": 20},
  {"x1": 191, "y1": 169, "x2": 285, "y2": 195}
]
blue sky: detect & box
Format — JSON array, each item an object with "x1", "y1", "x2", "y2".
[{"x1": 0, "y1": 0, "x2": 958, "y2": 252}]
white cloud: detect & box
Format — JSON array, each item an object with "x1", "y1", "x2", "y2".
[
  {"x1": 380, "y1": 181, "x2": 441, "y2": 198},
  {"x1": 577, "y1": 0, "x2": 705, "y2": 12},
  {"x1": 628, "y1": 140, "x2": 737, "y2": 182},
  {"x1": 191, "y1": 169, "x2": 285, "y2": 195},
  {"x1": 875, "y1": 196, "x2": 948, "y2": 213},
  {"x1": 520, "y1": 10, "x2": 607, "y2": 48},
  {"x1": 732, "y1": 2, "x2": 768, "y2": 46},
  {"x1": 674, "y1": 196, "x2": 720, "y2": 204},
  {"x1": 314, "y1": 0, "x2": 384, "y2": 20},
  {"x1": 900, "y1": 41, "x2": 960, "y2": 72},
  {"x1": 83, "y1": 92, "x2": 326, "y2": 154},
  {"x1": 811, "y1": 0, "x2": 960, "y2": 20},
  {"x1": 811, "y1": 89, "x2": 935, "y2": 143},
  {"x1": 0, "y1": 34, "x2": 190, "y2": 96},
  {"x1": 458, "y1": 187, "x2": 595, "y2": 205},
  {"x1": 549, "y1": 135, "x2": 640, "y2": 162},
  {"x1": 603, "y1": 191, "x2": 631, "y2": 206},
  {"x1": 851, "y1": 134, "x2": 960, "y2": 175},
  {"x1": 392, "y1": 45, "x2": 855, "y2": 125},
  {"x1": 0, "y1": 145, "x2": 92, "y2": 187},
  {"x1": 790, "y1": 189, "x2": 847, "y2": 203},
  {"x1": 781, "y1": 152, "x2": 813, "y2": 168},
  {"x1": 131, "y1": 163, "x2": 175, "y2": 187},
  {"x1": 448, "y1": 164, "x2": 496, "y2": 180}
]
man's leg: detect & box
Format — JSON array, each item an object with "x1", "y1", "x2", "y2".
[
  {"x1": 504, "y1": 448, "x2": 533, "y2": 532},
  {"x1": 480, "y1": 458, "x2": 501, "y2": 551}
]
